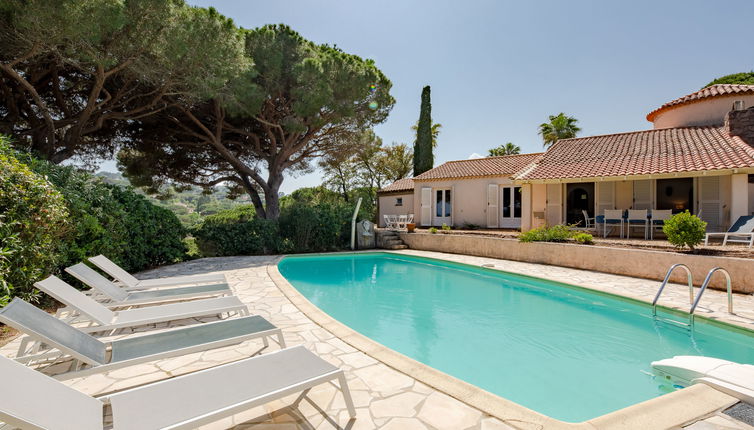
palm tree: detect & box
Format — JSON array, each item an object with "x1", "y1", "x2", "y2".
[
  {"x1": 538, "y1": 113, "x2": 581, "y2": 148},
  {"x1": 488, "y1": 142, "x2": 521, "y2": 156},
  {"x1": 411, "y1": 122, "x2": 442, "y2": 148}
]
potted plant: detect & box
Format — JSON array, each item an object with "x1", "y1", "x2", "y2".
[{"x1": 406, "y1": 222, "x2": 416, "y2": 232}]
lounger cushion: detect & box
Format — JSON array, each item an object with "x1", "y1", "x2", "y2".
[
  {"x1": 111, "y1": 315, "x2": 276, "y2": 362},
  {"x1": 112, "y1": 295, "x2": 245, "y2": 326},
  {"x1": 126, "y1": 283, "x2": 229, "y2": 302},
  {"x1": 108, "y1": 345, "x2": 340, "y2": 430}
]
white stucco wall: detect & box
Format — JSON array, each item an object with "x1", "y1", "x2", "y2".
[
  {"x1": 413, "y1": 177, "x2": 516, "y2": 227},
  {"x1": 377, "y1": 193, "x2": 414, "y2": 227},
  {"x1": 651, "y1": 95, "x2": 754, "y2": 129}
]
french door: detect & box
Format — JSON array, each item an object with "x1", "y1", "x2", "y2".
[
  {"x1": 434, "y1": 189, "x2": 452, "y2": 226},
  {"x1": 500, "y1": 186, "x2": 522, "y2": 228}
]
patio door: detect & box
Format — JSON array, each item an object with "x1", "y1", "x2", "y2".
[
  {"x1": 500, "y1": 186, "x2": 522, "y2": 228},
  {"x1": 434, "y1": 189, "x2": 452, "y2": 226}
]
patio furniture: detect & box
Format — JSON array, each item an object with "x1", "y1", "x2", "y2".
[
  {"x1": 0, "y1": 345, "x2": 355, "y2": 430},
  {"x1": 626, "y1": 209, "x2": 649, "y2": 239},
  {"x1": 89, "y1": 255, "x2": 227, "y2": 290},
  {"x1": 383, "y1": 214, "x2": 399, "y2": 229},
  {"x1": 581, "y1": 210, "x2": 595, "y2": 230},
  {"x1": 407, "y1": 213, "x2": 415, "y2": 224},
  {"x1": 602, "y1": 209, "x2": 625, "y2": 238},
  {"x1": 704, "y1": 215, "x2": 754, "y2": 247},
  {"x1": 650, "y1": 209, "x2": 673, "y2": 240},
  {"x1": 0, "y1": 298, "x2": 284, "y2": 380},
  {"x1": 34, "y1": 276, "x2": 248, "y2": 333},
  {"x1": 396, "y1": 214, "x2": 408, "y2": 229},
  {"x1": 66, "y1": 263, "x2": 231, "y2": 307}
]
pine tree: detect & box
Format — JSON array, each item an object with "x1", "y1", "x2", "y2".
[{"x1": 413, "y1": 86, "x2": 434, "y2": 175}]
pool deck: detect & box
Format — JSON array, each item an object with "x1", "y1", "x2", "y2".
[{"x1": 2, "y1": 250, "x2": 753, "y2": 429}]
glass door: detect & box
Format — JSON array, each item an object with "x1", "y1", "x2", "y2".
[
  {"x1": 500, "y1": 186, "x2": 522, "y2": 228},
  {"x1": 434, "y1": 189, "x2": 451, "y2": 226}
]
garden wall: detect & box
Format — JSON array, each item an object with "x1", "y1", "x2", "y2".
[{"x1": 399, "y1": 232, "x2": 754, "y2": 294}]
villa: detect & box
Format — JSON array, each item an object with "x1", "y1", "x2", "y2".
[{"x1": 379, "y1": 84, "x2": 754, "y2": 233}]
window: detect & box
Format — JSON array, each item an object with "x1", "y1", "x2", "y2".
[{"x1": 395, "y1": 197, "x2": 403, "y2": 206}]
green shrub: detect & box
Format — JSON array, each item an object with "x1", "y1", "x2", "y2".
[
  {"x1": 27, "y1": 158, "x2": 186, "y2": 272},
  {"x1": 429, "y1": 227, "x2": 438, "y2": 234},
  {"x1": 278, "y1": 202, "x2": 351, "y2": 253},
  {"x1": 461, "y1": 222, "x2": 481, "y2": 230},
  {"x1": 572, "y1": 232, "x2": 594, "y2": 244},
  {"x1": 0, "y1": 139, "x2": 69, "y2": 303},
  {"x1": 519, "y1": 225, "x2": 573, "y2": 243},
  {"x1": 441, "y1": 223, "x2": 451, "y2": 231},
  {"x1": 194, "y1": 205, "x2": 279, "y2": 256},
  {"x1": 663, "y1": 211, "x2": 707, "y2": 250}
]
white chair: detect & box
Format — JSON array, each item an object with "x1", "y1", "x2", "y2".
[
  {"x1": 89, "y1": 255, "x2": 226, "y2": 290},
  {"x1": 66, "y1": 263, "x2": 231, "y2": 307},
  {"x1": 0, "y1": 298, "x2": 284, "y2": 380},
  {"x1": 603, "y1": 209, "x2": 624, "y2": 238},
  {"x1": 406, "y1": 214, "x2": 415, "y2": 224},
  {"x1": 0, "y1": 345, "x2": 355, "y2": 430},
  {"x1": 383, "y1": 214, "x2": 398, "y2": 229},
  {"x1": 626, "y1": 209, "x2": 648, "y2": 239},
  {"x1": 705, "y1": 215, "x2": 754, "y2": 247},
  {"x1": 396, "y1": 214, "x2": 408, "y2": 229},
  {"x1": 35, "y1": 276, "x2": 248, "y2": 333},
  {"x1": 581, "y1": 210, "x2": 595, "y2": 230},
  {"x1": 650, "y1": 209, "x2": 673, "y2": 240}
]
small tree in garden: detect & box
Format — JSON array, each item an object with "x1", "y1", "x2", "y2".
[
  {"x1": 413, "y1": 86, "x2": 434, "y2": 176},
  {"x1": 663, "y1": 211, "x2": 707, "y2": 250}
]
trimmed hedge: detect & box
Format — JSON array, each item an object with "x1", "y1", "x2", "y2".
[{"x1": 193, "y1": 200, "x2": 356, "y2": 256}]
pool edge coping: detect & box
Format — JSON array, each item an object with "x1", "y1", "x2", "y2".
[{"x1": 267, "y1": 251, "x2": 739, "y2": 430}]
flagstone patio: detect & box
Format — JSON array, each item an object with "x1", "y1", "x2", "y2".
[{"x1": 1, "y1": 250, "x2": 753, "y2": 429}]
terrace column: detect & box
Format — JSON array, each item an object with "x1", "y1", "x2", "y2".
[{"x1": 731, "y1": 173, "x2": 749, "y2": 223}]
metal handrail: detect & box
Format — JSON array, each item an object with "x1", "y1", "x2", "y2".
[
  {"x1": 690, "y1": 267, "x2": 733, "y2": 315},
  {"x1": 652, "y1": 263, "x2": 694, "y2": 316}
]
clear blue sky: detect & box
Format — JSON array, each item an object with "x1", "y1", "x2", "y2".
[{"x1": 104, "y1": 0, "x2": 754, "y2": 193}]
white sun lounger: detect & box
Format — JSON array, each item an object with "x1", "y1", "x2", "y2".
[
  {"x1": 35, "y1": 276, "x2": 248, "y2": 333},
  {"x1": 0, "y1": 345, "x2": 355, "y2": 430},
  {"x1": 0, "y1": 298, "x2": 284, "y2": 380},
  {"x1": 66, "y1": 263, "x2": 231, "y2": 307},
  {"x1": 89, "y1": 254, "x2": 227, "y2": 290}
]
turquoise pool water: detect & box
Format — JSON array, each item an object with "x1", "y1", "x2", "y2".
[{"x1": 278, "y1": 253, "x2": 754, "y2": 422}]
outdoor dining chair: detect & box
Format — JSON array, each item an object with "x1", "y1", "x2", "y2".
[
  {"x1": 626, "y1": 209, "x2": 649, "y2": 239},
  {"x1": 66, "y1": 263, "x2": 231, "y2": 308},
  {"x1": 0, "y1": 345, "x2": 355, "y2": 430},
  {"x1": 383, "y1": 214, "x2": 399, "y2": 229},
  {"x1": 581, "y1": 210, "x2": 595, "y2": 230},
  {"x1": 34, "y1": 276, "x2": 248, "y2": 334},
  {"x1": 0, "y1": 298, "x2": 284, "y2": 380},
  {"x1": 704, "y1": 215, "x2": 754, "y2": 247},
  {"x1": 89, "y1": 255, "x2": 227, "y2": 290},
  {"x1": 650, "y1": 209, "x2": 673, "y2": 240},
  {"x1": 602, "y1": 209, "x2": 624, "y2": 238},
  {"x1": 396, "y1": 214, "x2": 408, "y2": 229}
]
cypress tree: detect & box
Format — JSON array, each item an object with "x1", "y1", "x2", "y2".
[{"x1": 413, "y1": 85, "x2": 433, "y2": 176}]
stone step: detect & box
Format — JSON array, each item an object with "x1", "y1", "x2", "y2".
[{"x1": 384, "y1": 244, "x2": 408, "y2": 250}]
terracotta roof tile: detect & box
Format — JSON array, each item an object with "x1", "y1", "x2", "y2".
[
  {"x1": 646, "y1": 84, "x2": 754, "y2": 121},
  {"x1": 378, "y1": 177, "x2": 414, "y2": 193},
  {"x1": 413, "y1": 153, "x2": 543, "y2": 181},
  {"x1": 515, "y1": 126, "x2": 754, "y2": 181}
]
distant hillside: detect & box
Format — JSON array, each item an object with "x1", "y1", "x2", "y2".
[{"x1": 95, "y1": 172, "x2": 250, "y2": 228}]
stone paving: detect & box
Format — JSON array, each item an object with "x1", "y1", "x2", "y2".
[{"x1": 1, "y1": 250, "x2": 753, "y2": 429}]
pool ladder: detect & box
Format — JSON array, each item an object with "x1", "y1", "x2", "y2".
[{"x1": 652, "y1": 264, "x2": 734, "y2": 328}]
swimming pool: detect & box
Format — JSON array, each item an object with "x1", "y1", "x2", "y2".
[{"x1": 278, "y1": 253, "x2": 754, "y2": 422}]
